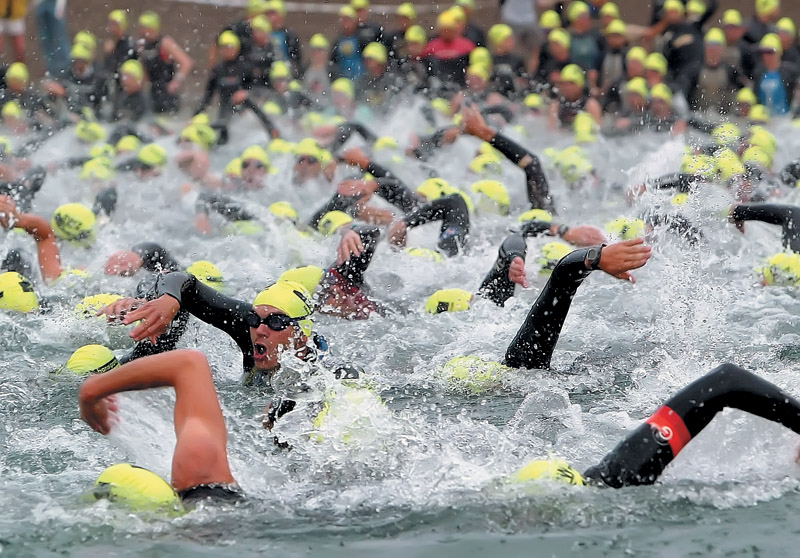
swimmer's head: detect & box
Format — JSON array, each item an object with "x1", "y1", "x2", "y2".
[
  {"x1": 757, "y1": 252, "x2": 800, "y2": 287},
  {"x1": 221, "y1": 220, "x2": 265, "y2": 236},
  {"x1": 469, "y1": 46, "x2": 492, "y2": 70},
  {"x1": 680, "y1": 153, "x2": 717, "y2": 180},
  {"x1": 104, "y1": 249, "x2": 143, "y2": 276},
  {"x1": 6, "y1": 62, "x2": 29, "y2": 91},
  {"x1": 749, "y1": 104, "x2": 770, "y2": 124},
  {"x1": 51, "y1": 203, "x2": 97, "y2": 246},
  {"x1": 218, "y1": 30, "x2": 241, "y2": 60},
  {"x1": 471, "y1": 179, "x2": 510, "y2": 215},
  {"x1": 269, "y1": 200, "x2": 299, "y2": 223},
  {"x1": 711, "y1": 122, "x2": 742, "y2": 149},
  {"x1": 79, "y1": 157, "x2": 115, "y2": 181},
  {"x1": 187, "y1": 261, "x2": 225, "y2": 291},
  {"x1": 317, "y1": 210, "x2": 354, "y2": 236},
  {"x1": 518, "y1": 208, "x2": 553, "y2": 223},
  {"x1": 251, "y1": 281, "x2": 314, "y2": 369},
  {"x1": 1, "y1": 100, "x2": 23, "y2": 123},
  {"x1": 537, "y1": 242, "x2": 572, "y2": 275},
  {"x1": 63, "y1": 344, "x2": 119, "y2": 375},
  {"x1": 136, "y1": 143, "x2": 168, "y2": 175},
  {"x1": 108, "y1": 9, "x2": 127, "y2": 33},
  {"x1": 241, "y1": 145, "x2": 271, "y2": 178},
  {"x1": 416, "y1": 177, "x2": 453, "y2": 201},
  {"x1": 138, "y1": 11, "x2": 161, "y2": 39},
  {"x1": 90, "y1": 143, "x2": 115, "y2": 160},
  {"x1": 748, "y1": 126, "x2": 777, "y2": 157},
  {"x1": 120, "y1": 59, "x2": 144, "y2": 91},
  {"x1": 513, "y1": 459, "x2": 585, "y2": 486},
  {"x1": 279, "y1": 265, "x2": 324, "y2": 294},
  {"x1": 92, "y1": 464, "x2": 184, "y2": 514},
  {"x1": 469, "y1": 153, "x2": 503, "y2": 178},
  {"x1": 439, "y1": 355, "x2": 511, "y2": 393},
  {"x1": 75, "y1": 121, "x2": 107, "y2": 144},
  {"x1": 74, "y1": 293, "x2": 123, "y2": 318},
  {"x1": 0, "y1": 271, "x2": 38, "y2": 313},
  {"x1": 605, "y1": 217, "x2": 645, "y2": 241},
  {"x1": 405, "y1": 247, "x2": 443, "y2": 263},
  {"x1": 115, "y1": 134, "x2": 141, "y2": 155},
  {"x1": 424, "y1": 288, "x2": 472, "y2": 314}
]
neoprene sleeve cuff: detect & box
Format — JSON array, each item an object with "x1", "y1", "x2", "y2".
[
  {"x1": 155, "y1": 272, "x2": 194, "y2": 307},
  {"x1": 489, "y1": 132, "x2": 528, "y2": 165}
]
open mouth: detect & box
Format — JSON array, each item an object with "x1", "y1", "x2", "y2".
[{"x1": 255, "y1": 342, "x2": 268, "y2": 356}]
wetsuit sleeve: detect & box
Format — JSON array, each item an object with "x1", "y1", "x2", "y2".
[
  {"x1": 194, "y1": 68, "x2": 219, "y2": 115},
  {"x1": 92, "y1": 186, "x2": 118, "y2": 217},
  {"x1": 584, "y1": 363, "x2": 800, "y2": 488},
  {"x1": 646, "y1": 213, "x2": 704, "y2": 245},
  {"x1": 330, "y1": 122, "x2": 378, "y2": 152},
  {"x1": 647, "y1": 172, "x2": 693, "y2": 193},
  {"x1": 481, "y1": 105, "x2": 514, "y2": 124},
  {"x1": 375, "y1": 177, "x2": 418, "y2": 213},
  {"x1": 132, "y1": 242, "x2": 181, "y2": 272},
  {"x1": 489, "y1": 132, "x2": 554, "y2": 212},
  {"x1": 242, "y1": 97, "x2": 278, "y2": 138},
  {"x1": 730, "y1": 203, "x2": 800, "y2": 253},
  {"x1": 519, "y1": 219, "x2": 556, "y2": 238},
  {"x1": 477, "y1": 233, "x2": 527, "y2": 306},
  {"x1": 59, "y1": 156, "x2": 92, "y2": 169},
  {"x1": 686, "y1": 116, "x2": 715, "y2": 134},
  {"x1": 403, "y1": 194, "x2": 470, "y2": 257},
  {"x1": 153, "y1": 271, "x2": 254, "y2": 352},
  {"x1": 780, "y1": 161, "x2": 800, "y2": 185},
  {"x1": 308, "y1": 193, "x2": 361, "y2": 229},
  {"x1": 409, "y1": 128, "x2": 450, "y2": 161},
  {"x1": 404, "y1": 195, "x2": 465, "y2": 228},
  {"x1": 196, "y1": 192, "x2": 256, "y2": 221},
  {"x1": 503, "y1": 248, "x2": 593, "y2": 369},
  {"x1": 119, "y1": 308, "x2": 190, "y2": 364},
  {"x1": 329, "y1": 225, "x2": 380, "y2": 286}
]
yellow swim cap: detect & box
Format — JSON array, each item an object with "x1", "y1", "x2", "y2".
[
  {"x1": 439, "y1": 355, "x2": 511, "y2": 393},
  {"x1": 711, "y1": 122, "x2": 741, "y2": 147},
  {"x1": 650, "y1": 83, "x2": 673, "y2": 105},
  {"x1": 218, "y1": 30, "x2": 241, "y2": 49},
  {"x1": 548, "y1": 28, "x2": 571, "y2": 50},
  {"x1": 748, "y1": 126, "x2": 777, "y2": 157},
  {"x1": 373, "y1": 136, "x2": 399, "y2": 151},
  {"x1": 469, "y1": 153, "x2": 502, "y2": 177},
  {"x1": 518, "y1": 208, "x2": 553, "y2": 223},
  {"x1": 294, "y1": 137, "x2": 324, "y2": 160},
  {"x1": 266, "y1": 201, "x2": 297, "y2": 223},
  {"x1": 605, "y1": 217, "x2": 645, "y2": 240},
  {"x1": 626, "y1": 76, "x2": 649, "y2": 99},
  {"x1": 567, "y1": 0, "x2": 590, "y2": 22},
  {"x1": 222, "y1": 220, "x2": 265, "y2": 236},
  {"x1": 267, "y1": 138, "x2": 294, "y2": 154},
  {"x1": 466, "y1": 64, "x2": 490, "y2": 82},
  {"x1": 279, "y1": 265, "x2": 324, "y2": 294},
  {"x1": 108, "y1": 9, "x2": 127, "y2": 30},
  {"x1": 523, "y1": 93, "x2": 544, "y2": 109},
  {"x1": 537, "y1": 242, "x2": 572, "y2": 275},
  {"x1": 404, "y1": 25, "x2": 426, "y2": 44},
  {"x1": 488, "y1": 24, "x2": 513, "y2": 47},
  {"x1": 777, "y1": 17, "x2": 795, "y2": 36},
  {"x1": 339, "y1": 5, "x2": 357, "y2": 18},
  {"x1": 687, "y1": 0, "x2": 706, "y2": 16},
  {"x1": 397, "y1": 2, "x2": 416, "y2": 19},
  {"x1": 645, "y1": 52, "x2": 668, "y2": 76},
  {"x1": 742, "y1": 145, "x2": 773, "y2": 170},
  {"x1": 663, "y1": 0, "x2": 685, "y2": 14},
  {"x1": 79, "y1": 157, "x2": 115, "y2": 181},
  {"x1": 6, "y1": 62, "x2": 28, "y2": 85},
  {"x1": 186, "y1": 260, "x2": 224, "y2": 291},
  {"x1": 539, "y1": 10, "x2": 561, "y2": 29},
  {"x1": 261, "y1": 100, "x2": 283, "y2": 116},
  {"x1": 0, "y1": 271, "x2": 38, "y2": 313},
  {"x1": 317, "y1": 210, "x2": 354, "y2": 236},
  {"x1": 513, "y1": 459, "x2": 585, "y2": 486},
  {"x1": 137, "y1": 143, "x2": 168, "y2": 167},
  {"x1": 416, "y1": 177, "x2": 456, "y2": 200},
  {"x1": 248, "y1": 0, "x2": 267, "y2": 16},
  {"x1": 70, "y1": 43, "x2": 93, "y2": 62},
  {"x1": 406, "y1": 246, "x2": 443, "y2": 262},
  {"x1": 759, "y1": 33, "x2": 783, "y2": 55},
  {"x1": 749, "y1": 104, "x2": 769, "y2": 124},
  {"x1": 758, "y1": 252, "x2": 800, "y2": 287},
  {"x1": 756, "y1": 0, "x2": 780, "y2": 18},
  {"x1": 64, "y1": 344, "x2": 119, "y2": 375},
  {"x1": 471, "y1": 180, "x2": 510, "y2": 215},
  {"x1": 93, "y1": 464, "x2": 183, "y2": 513},
  {"x1": 436, "y1": 9, "x2": 460, "y2": 30},
  {"x1": 736, "y1": 87, "x2": 756, "y2": 105},
  {"x1": 138, "y1": 11, "x2": 161, "y2": 31},
  {"x1": 671, "y1": 192, "x2": 690, "y2": 206},
  {"x1": 559, "y1": 64, "x2": 585, "y2": 88},
  {"x1": 626, "y1": 46, "x2": 647, "y2": 65},
  {"x1": 265, "y1": 0, "x2": 287, "y2": 16},
  {"x1": 1, "y1": 100, "x2": 23, "y2": 120},
  {"x1": 225, "y1": 157, "x2": 243, "y2": 177},
  {"x1": 90, "y1": 143, "x2": 115, "y2": 159},
  {"x1": 308, "y1": 32, "x2": 328, "y2": 50},
  {"x1": 120, "y1": 59, "x2": 144, "y2": 82},
  {"x1": 241, "y1": 145, "x2": 270, "y2": 167},
  {"x1": 270, "y1": 61, "x2": 291, "y2": 81},
  {"x1": 600, "y1": 2, "x2": 620, "y2": 18},
  {"x1": 75, "y1": 293, "x2": 122, "y2": 318},
  {"x1": 704, "y1": 27, "x2": 725, "y2": 45},
  {"x1": 52, "y1": 203, "x2": 96, "y2": 245},
  {"x1": 722, "y1": 9, "x2": 743, "y2": 26},
  {"x1": 605, "y1": 18, "x2": 627, "y2": 36},
  {"x1": 363, "y1": 42, "x2": 388, "y2": 64},
  {"x1": 331, "y1": 77, "x2": 355, "y2": 99},
  {"x1": 351, "y1": 0, "x2": 369, "y2": 10},
  {"x1": 425, "y1": 288, "x2": 473, "y2": 314},
  {"x1": 253, "y1": 280, "x2": 314, "y2": 335},
  {"x1": 680, "y1": 153, "x2": 716, "y2": 178},
  {"x1": 74, "y1": 30, "x2": 97, "y2": 53},
  {"x1": 76, "y1": 121, "x2": 107, "y2": 144},
  {"x1": 715, "y1": 151, "x2": 745, "y2": 182}
]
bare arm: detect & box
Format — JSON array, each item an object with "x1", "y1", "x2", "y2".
[
  {"x1": 79, "y1": 349, "x2": 234, "y2": 491},
  {"x1": 163, "y1": 36, "x2": 194, "y2": 86},
  {"x1": 0, "y1": 195, "x2": 63, "y2": 282}
]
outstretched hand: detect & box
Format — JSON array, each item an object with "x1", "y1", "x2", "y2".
[
  {"x1": 561, "y1": 225, "x2": 606, "y2": 247},
  {"x1": 508, "y1": 256, "x2": 528, "y2": 288},
  {"x1": 597, "y1": 239, "x2": 651, "y2": 283},
  {"x1": 340, "y1": 147, "x2": 370, "y2": 169},
  {"x1": 337, "y1": 228, "x2": 364, "y2": 264},
  {"x1": 460, "y1": 104, "x2": 490, "y2": 138},
  {"x1": 97, "y1": 297, "x2": 144, "y2": 321},
  {"x1": 122, "y1": 295, "x2": 181, "y2": 344},
  {"x1": 79, "y1": 383, "x2": 119, "y2": 435}
]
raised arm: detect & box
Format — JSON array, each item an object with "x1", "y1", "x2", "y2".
[{"x1": 0, "y1": 195, "x2": 63, "y2": 282}]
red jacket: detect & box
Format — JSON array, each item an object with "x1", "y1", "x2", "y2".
[{"x1": 422, "y1": 37, "x2": 476, "y2": 60}]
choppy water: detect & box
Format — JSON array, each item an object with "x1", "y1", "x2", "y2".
[{"x1": 3, "y1": 108, "x2": 800, "y2": 557}]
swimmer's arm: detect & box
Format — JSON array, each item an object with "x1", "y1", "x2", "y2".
[
  {"x1": 375, "y1": 177, "x2": 419, "y2": 213},
  {"x1": 194, "y1": 70, "x2": 218, "y2": 115},
  {"x1": 648, "y1": 173, "x2": 692, "y2": 193},
  {"x1": 308, "y1": 193, "x2": 360, "y2": 230},
  {"x1": 162, "y1": 36, "x2": 194, "y2": 86},
  {"x1": 241, "y1": 98, "x2": 279, "y2": 138},
  {"x1": 402, "y1": 197, "x2": 448, "y2": 228},
  {"x1": 477, "y1": 233, "x2": 527, "y2": 306},
  {"x1": 0, "y1": 199, "x2": 63, "y2": 282},
  {"x1": 730, "y1": 203, "x2": 795, "y2": 227}
]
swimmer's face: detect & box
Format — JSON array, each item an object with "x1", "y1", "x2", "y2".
[
  {"x1": 466, "y1": 73, "x2": 486, "y2": 92},
  {"x1": 550, "y1": 42, "x2": 569, "y2": 61},
  {"x1": 253, "y1": 29, "x2": 270, "y2": 46},
  {"x1": 407, "y1": 41, "x2": 424, "y2": 57},
  {"x1": 606, "y1": 33, "x2": 626, "y2": 50},
  {"x1": 627, "y1": 60, "x2": 644, "y2": 78},
  {"x1": 121, "y1": 73, "x2": 142, "y2": 94},
  {"x1": 7, "y1": 78, "x2": 25, "y2": 94},
  {"x1": 73, "y1": 59, "x2": 89, "y2": 75},
  {"x1": 365, "y1": 58, "x2": 385, "y2": 76},
  {"x1": 241, "y1": 158, "x2": 267, "y2": 182},
  {"x1": 650, "y1": 98, "x2": 671, "y2": 118},
  {"x1": 339, "y1": 16, "x2": 356, "y2": 34},
  {"x1": 627, "y1": 92, "x2": 647, "y2": 111},
  {"x1": 273, "y1": 77, "x2": 289, "y2": 94},
  {"x1": 250, "y1": 305, "x2": 307, "y2": 370},
  {"x1": 220, "y1": 44, "x2": 239, "y2": 61},
  {"x1": 140, "y1": 25, "x2": 158, "y2": 42},
  {"x1": 645, "y1": 69, "x2": 662, "y2": 87},
  {"x1": 724, "y1": 25, "x2": 743, "y2": 43},
  {"x1": 108, "y1": 19, "x2": 123, "y2": 38},
  {"x1": 294, "y1": 156, "x2": 321, "y2": 182},
  {"x1": 558, "y1": 80, "x2": 582, "y2": 100}
]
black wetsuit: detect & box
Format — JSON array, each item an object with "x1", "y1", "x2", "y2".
[
  {"x1": 58, "y1": 65, "x2": 109, "y2": 116},
  {"x1": 110, "y1": 88, "x2": 149, "y2": 123},
  {"x1": 731, "y1": 203, "x2": 800, "y2": 253},
  {"x1": 585, "y1": 363, "x2": 800, "y2": 487},
  {"x1": 489, "y1": 132, "x2": 553, "y2": 212},
  {"x1": 139, "y1": 37, "x2": 179, "y2": 114},
  {"x1": 196, "y1": 193, "x2": 256, "y2": 223},
  {"x1": 104, "y1": 36, "x2": 137, "y2": 83},
  {"x1": 0, "y1": 166, "x2": 48, "y2": 212},
  {"x1": 403, "y1": 194, "x2": 470, "y2": 257},
  {"x1": 195, "y1": 59, "x2": 254, "y2": 121}
]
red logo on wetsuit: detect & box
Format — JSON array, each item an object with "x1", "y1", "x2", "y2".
[{"x1": 646, "y1": 405, "x2": 691, "y2": 456}]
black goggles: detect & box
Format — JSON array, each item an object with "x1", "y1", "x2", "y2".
[
  {"x1": 245, "y1": 311, "x2": 298, "y2": 331},
  {"x1": 296, "y1": 155, "x2": 318, "y2": 164},
  {"x1": 242, "y1": 160, "x2": 266, "y2": 169}
]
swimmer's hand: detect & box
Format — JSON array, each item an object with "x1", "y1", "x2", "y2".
[
  {"x1": 340, "y1": 147, "x2": 370, "y2": 169},
  {"x1": 97, "y1": 297, "x2": 144, "y2": 322},
  {"x1": 79, "y1": 383, "x2": 119, "y2": 435},
  {"x1": 560, "y1": 225, "x2": 606, "y2": 247},
  {"x1": 0, "y1": 194, "x2": 20, "y2": 229},
  {"x1": 509, "y1": 256, "x2": 529, "y2": 288},
  {"x1": 387, "y1": 220, "x2": 408, "y2": 247},
  {"x1": 337, "y1": 179, "x2": 376, "y2": 198},
  {"x1": 123, "y1": 295, "x2": 181, "y2": 344},
  {"x1": 597, "y1": 239, "x2": 652, "y2": 284},
  {"x1": 461, "y1": 104, "x2": 493, "y2": 141},
  {"x1": 337, "y1": 228, "x2": 364, "y2": 264},
  {"x1": 232, "y1": 90, "x2": 249, "y2": 105}
]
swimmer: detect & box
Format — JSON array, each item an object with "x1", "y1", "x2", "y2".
[
  {"x1": 79, "y1": 350, "x2": 242, "y2": 506},
  {"x1": 0, "y1": 194, "x2": 62, "y2": 282}
]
